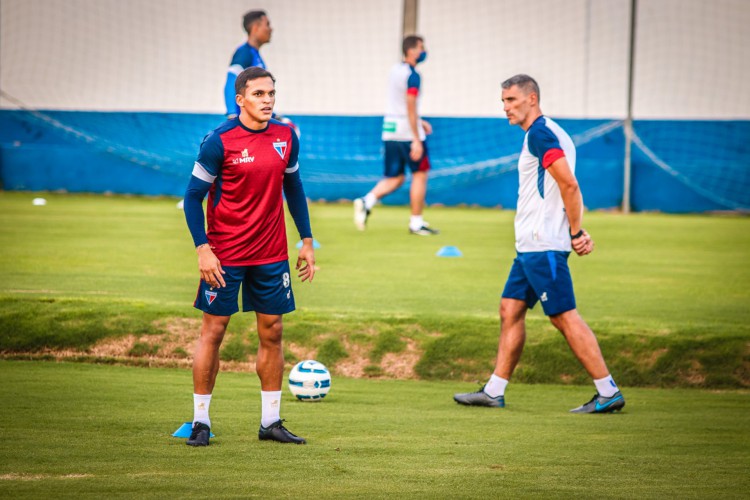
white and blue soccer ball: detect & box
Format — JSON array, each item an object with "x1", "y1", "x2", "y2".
[{"x1": 288, "y1": 360, "x2": 331, "y2": 401}]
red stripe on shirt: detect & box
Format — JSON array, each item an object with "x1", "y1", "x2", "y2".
[
  {"x1": 406, "y1": 87, "x2": 419, "y2": 96},
  {"x1": 542, "y1": 148, "x2": 565, "y2": 169}
]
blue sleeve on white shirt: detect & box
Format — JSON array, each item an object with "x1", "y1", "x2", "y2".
[
  {"x1": 407, "y1": 69, "x2": 421, "y2": 91},
  {"x1": 283, "y1": 132, "x2": 312, "y2": 239},
  {"x1": 527, "y1": 123, "x2": 562, "y2": 160}
]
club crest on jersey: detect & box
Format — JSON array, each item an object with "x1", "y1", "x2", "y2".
[
  {"x1": 205, "y1": 290, "x2": 218, "y2": 305},
  {"x1": 273, "y1": 141, "x2": 287, "y2": 159},
  {"x1": 232, "y1": 148, "x2": 255, "y2": 164}
]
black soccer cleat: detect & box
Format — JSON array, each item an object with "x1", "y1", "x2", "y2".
[
  {"x1": 453, "y1": 387, "x2": 505, "y2": 408},
  {"x1": 569, "y1": 391, "x2": 626, "y2": 414},
  {"x1": 258, "y1": 419, "x2": 307, "y2": 444},
  {"x1": 186, "y1": 421, "x2": 211, "y2": 446}
]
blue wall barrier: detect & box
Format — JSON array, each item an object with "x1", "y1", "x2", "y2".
[{"x1": 0, "y1": 110, "x2": 747, "y2": 212}]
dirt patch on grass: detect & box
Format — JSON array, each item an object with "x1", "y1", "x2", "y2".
[
  {"x1": 682, "y1": 359, "x2": 707, "y2": 386},
  {"x1": 286, "y1": 342, "x2": 317, "y2": 362},
  {"x1": 380, "y1": 339, "x2": 420, "y2": 379},
  {"x1": 559, "y1": 373, "x2": 576, "y2": 384},
  {"x1": 641, "y1": 347, "x2": 669, "y2": 369},
  {"x1": 334, "y1": 339, "x2": 371, "y2": 378},
  {"x1": 2, "y1": 318, "x2": 261, "y2": 372}
]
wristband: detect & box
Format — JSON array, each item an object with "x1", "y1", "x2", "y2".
[
  {"x1": 570, "y1": 229, "x2": 584, "y2": 240},
  {"x1": 196, "y1": 243, "x2": 210, "y2": 251}
]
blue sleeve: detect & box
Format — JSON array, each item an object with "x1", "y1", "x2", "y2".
[
  {"x1": 287, "y1": 128, "x2": 299, "y2": 170},
  {"x1": 224, "y1": 73, "x2": 239, "y2": 116},
  {"x1": 184, "y1": 131, "x2": 224, "y2": 247},
  {"x1": 196, "y1": 131, "x2": 224, "y2": 178},
  {"x1": 184, "y1": 176, "x2": 212, "y2": 247},
  {"x1": 283, "y1": 132, "x2": 312, "y2": 239},
  {"x1": 407, "y1": 70, "x2": 421, "y2": 92},
  {"x1": 528, "y1": 124, "x2": 562, "y2": 161}
]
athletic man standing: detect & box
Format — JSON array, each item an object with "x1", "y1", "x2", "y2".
[
  {"x1": 184, "y1": 67, "x2": 314, "y2": 446},
  {"x1": 453, "y1": 74, "x2": 625, "y2": 414}
]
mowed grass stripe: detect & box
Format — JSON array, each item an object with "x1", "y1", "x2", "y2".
[{"x1": 0, "y1": 361, "x2": 747, "y2": 499}]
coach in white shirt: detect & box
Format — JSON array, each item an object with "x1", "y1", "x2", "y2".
[{"x1": 454, "y1": 74, "x2": 625, "y2": 414}]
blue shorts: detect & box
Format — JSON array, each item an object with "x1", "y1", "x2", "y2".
[
  {"x1": 193, "y1": 260, "x2": 295, "y2": 316},
  {"x1": 501, "y1": 251, "x2": 576, "y2": 316},
  {"x1": 383, "y1": 140, "x2": 431, "y2": 178}
]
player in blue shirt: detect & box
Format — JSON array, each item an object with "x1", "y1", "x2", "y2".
[
  {"x1": 223, "y1": 10, "x2": 299, "y2": 135},
  {"x1": 224, "y1": 10, "x2": 272, "y2": 118}
]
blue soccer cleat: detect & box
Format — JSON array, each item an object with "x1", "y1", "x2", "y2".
[
  {"x1": 570, "y1": 391, "x2": 625, "y2": 414},
  {"x1": 453, "y1": 387, "x2": 505, "y2": 407}
]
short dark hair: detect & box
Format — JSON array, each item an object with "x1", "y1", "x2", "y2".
[
  {"x1": 243, "y1": 10, "x2": 267, "y2": 34},
  {"x1": 502, "y1": 74, "x2": 540, "y2": 101},
  {"x1": 234, "y1": 66, "x2": 275, "y2": 96},
  {"x1": 402, "y1": 35, "x2": 423, "y2": 56}
]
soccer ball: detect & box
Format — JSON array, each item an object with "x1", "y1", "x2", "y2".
[{"x1": 288, "y1": 360, "x2": 331, "y2": 401}]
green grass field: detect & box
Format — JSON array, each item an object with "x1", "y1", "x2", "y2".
[
  {"x1": 0, "y1": 192, "x2": 748, "y2": 387},
  {"x1": 1, "y1": 361, "x2": 748, "y2": 499},
  {"x1": 0, "y1": 192, "x2": 748, "y2": 498}
]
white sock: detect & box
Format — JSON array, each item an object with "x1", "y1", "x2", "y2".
[
  {"x1": 409, "y1": 215, "x2": 424, "y2": 231},
  {"x1": 193, "y1": 393, "x2": 212, "y2": 428},
  {"x1": 363, "y1": 192, "x2": 377, "y2": 210},
  {"x1": 483, "y1": 374, "x2": 509, "y2": 398},
  {"x1": 594, "y1": 375, "x2": 619, "y2": 397},
  {"x1": 260, "y1": 390, "x2": 282, "y2": 428}
]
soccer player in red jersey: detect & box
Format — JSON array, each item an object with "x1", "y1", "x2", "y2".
[{"x1": 183, "y1": 67, "x2": 314, "y2": 445}]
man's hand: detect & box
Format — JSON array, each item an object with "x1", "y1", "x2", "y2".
[
  {"x1": 296, "y1": 238, "x2": 316, "y2": 283},
  {"x1": 410, "y1": 139, "x2": 424, "y2": 162},
  {"x1": 197, "y1": 244, "x2": 226, "y2": 287},
  {"x1": 421, "y1": 119, "x2": 432, "y2": 135},
  {"x1": 571, "y1": 230, "x2": 595, "y2": 256}
]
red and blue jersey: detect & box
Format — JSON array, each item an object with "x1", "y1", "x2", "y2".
[{"x1": 188, "y1": 118, "x2": 308, "y2": 266}]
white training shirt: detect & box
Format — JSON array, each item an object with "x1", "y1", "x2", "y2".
[
  {"x1": 515, "y1": 116, "x2": 577, "y2": 252},
  {"x1": 381, "y1": 62, "x2": 426, "y2": 142}
]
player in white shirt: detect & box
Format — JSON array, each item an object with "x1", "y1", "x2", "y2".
[
  {"x1": 454, "y1": 75, "x2": 625, "y2": 413},
  {"x1": 353, "y1": 35, "x2": 438, "y2": 235}
]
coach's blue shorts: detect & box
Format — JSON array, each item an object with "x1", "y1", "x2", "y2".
[
  {"x1": 501, "y1": 251, "x2": 576, "y2": 316},
  {"x1": 383, "y1": 140, "x2": 431, "y2": 178},
  {"x1": 193, "y1": 260, "x2": 295, "y2": 316}
]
